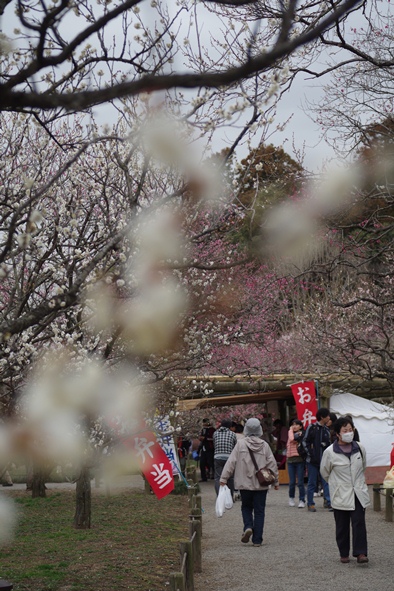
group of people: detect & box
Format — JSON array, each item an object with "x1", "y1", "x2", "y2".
[
  {"x1": 198, "y1": 418, "x2": 244, "y2": 485},
  {"x1": 202, "y1": 411, "x2": 370, "y2": 564}
]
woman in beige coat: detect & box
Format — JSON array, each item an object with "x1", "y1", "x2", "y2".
[
  {"x1": 320, "y1": 417, "x2": 370, "y2": 565},
  {"x1": 219, "y1": 418, "x2": 279, "y2": 547}
]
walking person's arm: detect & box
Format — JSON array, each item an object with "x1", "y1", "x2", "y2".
[{"x1": 320, "y1": 447, "x2": 332, "y2": 482}]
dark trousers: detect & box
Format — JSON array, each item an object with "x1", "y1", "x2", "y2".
[
  {"x1": 307, "y1": 462, "x2": 330, "y2": 506},
  {"x1": 200, "y1": 450, "x2": 214, "y2": 481},
  {"x1": 214, "y1": 458, "x2": 234, "y2": 496},
  {"x1": 240, "y1": 489, "x2": 268, "y2": 545},
  {"x1": 333, "y1": 496, "x2": 368, "y2": 558}
]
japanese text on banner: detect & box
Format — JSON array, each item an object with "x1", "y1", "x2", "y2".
[
  {"x1": 290, "y1": 381, "x2": 318, "y2": 429},
  {"x1": 133, "y1": 430, "x2": 174, "y2": 499},
  {"x1": 154, "y1": 415, "x2": 182, "y2": 476}
]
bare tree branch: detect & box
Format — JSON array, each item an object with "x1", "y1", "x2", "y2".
[{"x1": 0, "y1": 0, "x2": 362, "y2": 112}]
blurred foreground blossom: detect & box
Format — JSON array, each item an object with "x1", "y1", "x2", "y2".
[
  {"x1": 139, "y1": 112, "x2": 226, "y2": 207},
  {"x1": 27, "y1": 411, "x2": 86, "y2": 467},
  {"x1": 312, "y1": 163, "x2": 364, "y2": 218},
  {"x1": 0, "y1": 494, "x2": 17, "y2": 545},
  {"x1": 0, "y1": 424, "x2": 14, "y2": 466},
  {"x1": 262, "y1": 200, "x2": 321, "y2": 269},
  {"x1": 260, "y1": 159, "x2": 370, "y2": 269},
  {"x1": 20, "y1": 354, "x2": 147, "y2": 468},
  {"x1": 122, "y1": 206, "x2": 190, "y2": 354},
  {"x1": 84, "y1": 283, "x2": 117, "y2": 334},
  {"x1": 129, "y1": 207, "x2": 186, "y2": 281},
  {"x1": 0, "y1": 105, "x2": 236, "y2": 537},
  {"x1": 22, "y1": 354, "x2": 105, "y2": 419},
  {"x1": 140, "y1": 113, "x2": 190, "y2": 170},
  {"x1": 98, "y1": 365, "x2": 147, "y2": 433},
  {"x1": 118, "y1": 281, "x2": 188, "y2": 355},
  {"x1": 100, "y1": 445, "x2": 140, "y2": 483},
  {"x1": 0, "y1": 33, "x2": 13, "y2": 55}
]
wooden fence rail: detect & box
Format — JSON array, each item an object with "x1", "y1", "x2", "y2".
[
  {"x1": 169, "y1": 481, "x2": 202, "y2": 591},
  {"x1": 373, "y1": 484, "x2": 393, "y2": 522}
]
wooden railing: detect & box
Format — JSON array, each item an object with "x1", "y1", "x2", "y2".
[
  {"x1": 373, "y1": 484, "x2": 393, "y2": 522},
  {"x1": 169, "y1": 468, "x2": 202, "y2": 591}
]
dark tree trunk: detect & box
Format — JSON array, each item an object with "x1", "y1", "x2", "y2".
[
  {"x1": 31, "y1": 467, "x2": 47, "y2": 498},
  {"x1": 73, "y1": 466, "x2": 91, "y2": 529}
]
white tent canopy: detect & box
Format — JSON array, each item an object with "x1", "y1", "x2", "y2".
[{"x1": 329, "y1": 392, "x2": 394, "y2": 467}]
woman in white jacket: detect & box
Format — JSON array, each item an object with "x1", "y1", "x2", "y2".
[{"x1": 320, "y1": 417, "x2": 370, "y2": 565}]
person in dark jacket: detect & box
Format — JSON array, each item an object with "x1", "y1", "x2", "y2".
[
  {"x1": 328, "y1": 412, "x2": 338, "y2": 443},
  {"x1": 213, "y1": 419, "x2": 237, "y2": 495},
  {"x1": 304, "y1": 407, "x2": 332, "y2": 512},
  {"x1": 198, "y1": 418, "x2": 215, "y2": 481},
  {"x1": 177, "y1": 433, "x2": 191, "y2": 476}
]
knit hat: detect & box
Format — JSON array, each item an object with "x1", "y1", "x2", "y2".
[{"x1": 244, "y1": 418, "x2": 263, "y2": 437}]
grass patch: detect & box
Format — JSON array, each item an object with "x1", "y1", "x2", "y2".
[{"x1": 0, "y1": 488, "x2": 190, "y2": 590}]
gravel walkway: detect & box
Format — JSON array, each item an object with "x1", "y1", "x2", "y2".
[{"x1": 194, "y1": 481, "x2": 393, "y2": 591}]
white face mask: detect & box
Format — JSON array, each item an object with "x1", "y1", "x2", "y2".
[{"x1": 341, "y1": 431, "x2": 354, "y2": 443}]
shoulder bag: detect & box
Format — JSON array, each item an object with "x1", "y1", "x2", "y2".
[{"x1": 247, "y1": 446, "x2": 276, "y2": 486}]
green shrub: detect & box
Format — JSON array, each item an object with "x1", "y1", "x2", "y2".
[{"x1": 171, "y1": 479, "x2": 189, "y2": 495}]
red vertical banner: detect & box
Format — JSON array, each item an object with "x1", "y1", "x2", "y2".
[
  {"x1": 123, "y1": 429, "x2": 174, "y2": 499},
  {"x1": 290, "y1": 381, "x2": 318, "y2": 429}
]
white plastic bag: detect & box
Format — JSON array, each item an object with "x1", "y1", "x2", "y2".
[
  {"x1": 216, "y1": 485, "x2": 233, "y2": 517},
  {"x1": 215, "y1": 486, "x2": 226, "y2": 517},
  {"x1": 223, "y1": 485, "x2": 233, "y2": 509}
]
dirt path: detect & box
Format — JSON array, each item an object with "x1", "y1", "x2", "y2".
[
  {"x1": 2, "y1": 474, "x2": 145, "y2": 493},
  {"x1": 195, "y1": 481, "x2": 393, "y2": 591}
]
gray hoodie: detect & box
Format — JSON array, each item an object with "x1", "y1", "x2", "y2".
[{"x1": 220, "y1": 436, "x2": 279, "y2": 490}]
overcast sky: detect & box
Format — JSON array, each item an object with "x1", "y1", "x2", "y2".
[{"x1": 273, "y1": 74, "x2": 336, "y2": 173}]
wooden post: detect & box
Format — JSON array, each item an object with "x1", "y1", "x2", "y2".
[
  {"x1": 188, "y1": 484, "x2": 196, "y2": 508},
  {"x1": 195, "y1": 495, "x2": 202, "y2": 511},
  {"x1": 169, "y1": 573, "x2": 185, "y2": 591},
  {"x1": 373, "y1": 484, "x2": 381, "y2": 512},
  {"x1": 190, "y1": 520, "x2": 202, "y2": 573},
  {"x1": 190, "y1": 466, "x2": 197, "y2": 484},
  {"x1": 186, "y1": 466, "x2": 197, "y2": 484},
  {"x1": 179, "y1": 541, "x2": 194, "y2": 591},
  {"x1": 385, "y1": 488, "x2": 393, "y2": 522},
  {"x1": 190, "y1": 507, "x2": 201, "y2": 521}
]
